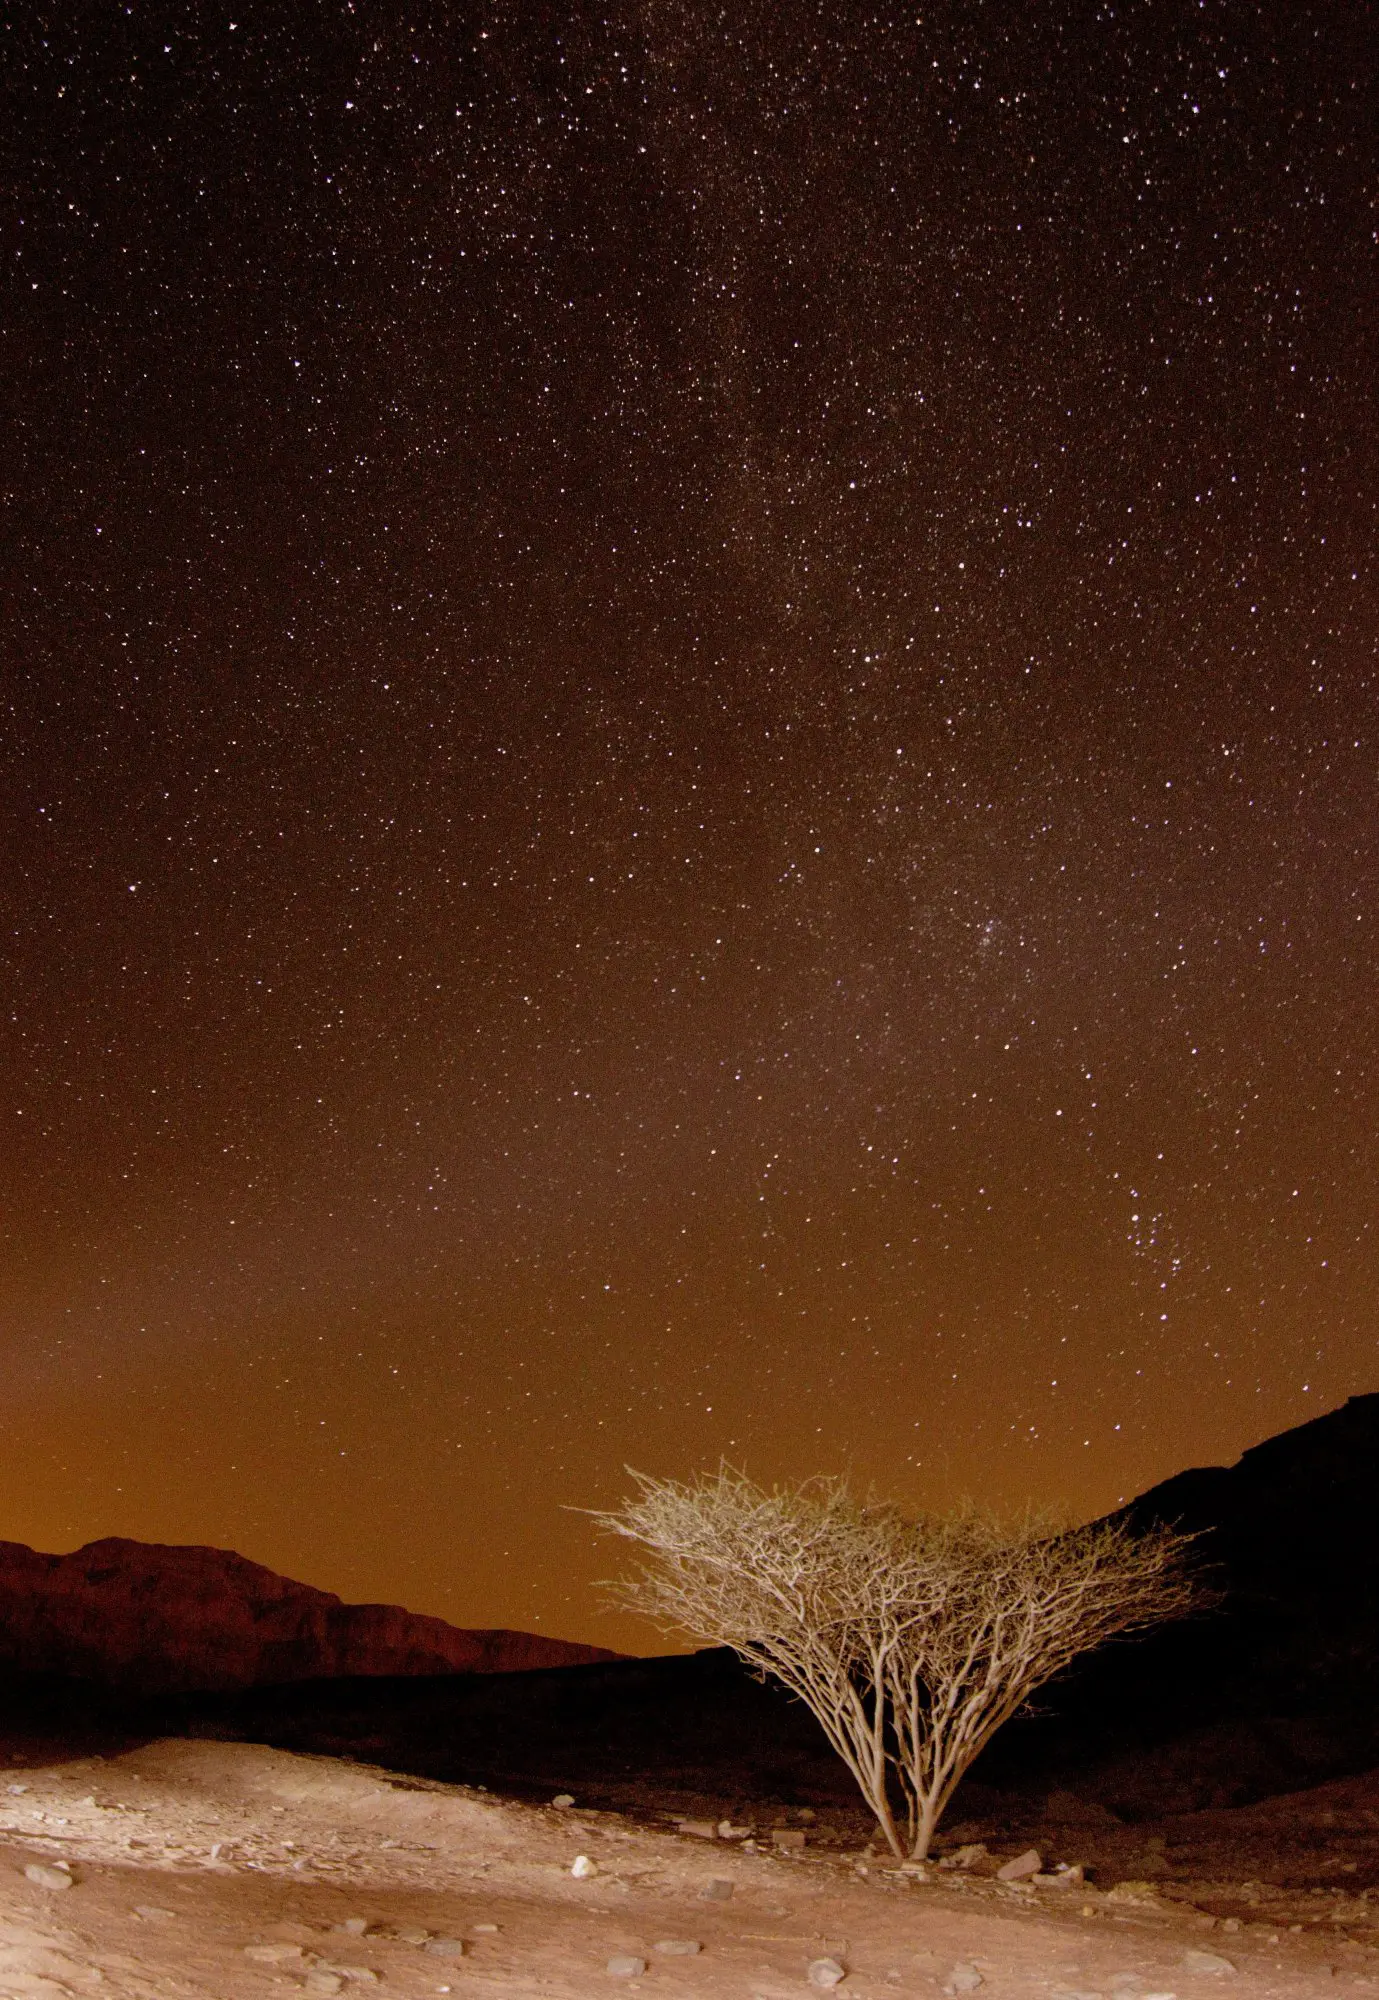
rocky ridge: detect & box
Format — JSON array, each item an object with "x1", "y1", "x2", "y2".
[{"x1": 0, "y1": 1536, "x2": 619, "y2": 1691}]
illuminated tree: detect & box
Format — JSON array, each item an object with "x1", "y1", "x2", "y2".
[{"x1": 592, "y1": 1468, "x2": 1199, "y2": 1858}]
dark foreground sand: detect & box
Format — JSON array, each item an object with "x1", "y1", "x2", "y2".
[{"x1": 0, "y1": 1739, "x2": 1373, "y2": 1998}]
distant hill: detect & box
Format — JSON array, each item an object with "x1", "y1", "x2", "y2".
[
  {"x1": 0, "y1": 1537, "x2": 620, "y2": 1692},
  {"x1": 171, "y1": 1392, "x2": 1379, "y2": 1817},
  {"x1": 966, "y1": 1390, "x2": 1379, "y2": 1808},
  {"x1": 3, "y1": 1397, "x2": 1376, "y2": 1816},
  {"x1": 1122, "y1": 1387, "x2": 1379, "y2": 1706}
]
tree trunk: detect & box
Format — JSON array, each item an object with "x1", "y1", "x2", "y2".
[{"x1": 910, "y1": 1790, "x2": 942, "y2": 1860}]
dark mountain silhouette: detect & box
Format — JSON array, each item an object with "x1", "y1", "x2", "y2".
[
  {"x1": 973, "y1": 1387, "x2": 1379, "y2": 1808},
  {"x1": 1120, "y1": 1387, "x2": 1379, "y2": 1712},
  {"x1": 0, "y1": 1536, "x2": 620, "y2": 1691}
]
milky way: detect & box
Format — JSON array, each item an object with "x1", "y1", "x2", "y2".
[{"x1": 2, "y1": 1, "x2": 1374, "y2": 1645}]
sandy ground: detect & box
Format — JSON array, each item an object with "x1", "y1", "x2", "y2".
[{"x1": 0, "y1": 1739, "x2": 1373, "y2": 1999}]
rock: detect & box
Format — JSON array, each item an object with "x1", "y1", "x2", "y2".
[
  {"x1": 942, "y1": 1967, "x2": 984, "y2": 1995},
  {"x1": 718, "y1": 1819, "x2": 751, "y2": 1839},
  {"x1": 677, "y1": 1817, "x2": 718, "y2": 1839},
  {"x1": 0, "y1": 1534, "x2": 623, "y2": 1690},
  {"x1": 939, "y1": 1843, "x2": 988, "y2": 1870},
  {"x1": 773, "y1": 1828, "x2": 807, "y2": 1850},
  {"x1": 553, "y1": 1793, "x2": 575, "y2": 1808},
  {"x1": 23, "y1": 1862, "x2": 74, "y2": 1891},
  {"x1": 424, "y1": 1938, "x2": 467, "y2": 1958},
  {"x1": 701, "y1": 1877, "x2": 734, "y2": 1899},
  {"x1": 394, "y1": 1925, "x2": 430, "y2": 1945},
  {"x1": 340, "y1": 1918, "x2": 369, "y2": 1934},
  {"x1": 134, "y1": 1904, "x2": 177, "y2": 1920},
  {"x1": 654, "y1": 1939, "x2": 702, "y2": 1955},
  {"x1": 1181, "y1": 1949, "x2": 1235, "y2": 1974},
  {"x1": 305, "y1": 1978, "x2": 343, "y2": 1997},
  {"x1": 1035, "y1": 1864, "x2": 1085, "y2": 1887},
  {"x1": 571, "y1": 1854, "x2": 598, "y2": 1878},
  {"x1": 471, "y1": 1923, "x2": 499, "y2": 1933},
  {"x1": 245, "y1": 1944, "x2": 306, "y2": 1962},
  {"x1": 808, "y1": 1959, "x2": 847, "y2": 1989},
  {"x1": 607, "y1": 1955, "x2": 647, "y2": 1977},
  {"x1": 996, "y1": 1848, "x2": 1042, "y2": 1881},
  {"x1": 1106, "y1": 1881, "x2": 1161, "y2": 1905}
]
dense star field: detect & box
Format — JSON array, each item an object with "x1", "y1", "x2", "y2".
[{"x1": 2, "y1": 1, "x2": 1374, "y2": 1648}]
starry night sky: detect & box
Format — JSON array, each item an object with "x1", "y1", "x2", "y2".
[{"x1": 2, "y1": 1, "x2": 1374, "y2": 1649}]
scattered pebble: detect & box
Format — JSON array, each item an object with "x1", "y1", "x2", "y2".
[
  {"x1": 572, "y1": 1853, "x2": 599, "y2": 1878},
  {"x1": 23, "y1": 1862, "x2": 75, "y2": 1891},
  {"x1": 339, "y1": 1917, "x2": 369, "y2": 1934},
  {"x1": 424, "y1": 1938, "x2": 467, "y2": 1958},
  {"x1": 701, "y1": 1876, "x2": 734, "y2": 1899},
  {"x1": 677, "y1": 1817, "x2": 718, "y2": 1839},
  {"x1": 996, "y1": 1848, "x2": 1043, "y2": 1882},
  {"x1": 553, "y1": 1793, "x2": 575, "y2": 1808},
  {"x1": 1181, "y1": 1949, "x2": 1235, "y2": 1975},
  {"x1": 244, "y1": 1943, "x2": 306, "y2": 1963},
  {"x1": 394, "y1": 1924, "x2": 431, "y2": 1945},
  {"x1": 607, "y1": 1953, "x2": 647, "y2": 1977},
  {"x1": 471, "y1": 1922, "x2": 500, "y2": 1933},
  {"x1": 943, "y1": 1965, "x2": 984, "y2": 1995},
  {"x1": 654, "y1": 1938, "x2": 702, "y2": 1955},
  {"x1": 773, "y1": 1828, "x2": 807, "y2": 1850},
  {"x1": 133, "y1": 1904, "x2": 177, "y2": 1920},
  {"x1": 306, "y1": 1977, "x2": 343, "y2": 1997},
  {"x1": 808, "y1": 1958, "x2": 847, "y2": 1990}
]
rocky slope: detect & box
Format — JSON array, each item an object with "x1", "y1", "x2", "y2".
[
  {"x1": 969, "y1": 1390, "x2": 1379, "y2": 1808},
  {"x1": 0, "y1": 1537, "x2": 619, "y2": 1692}
]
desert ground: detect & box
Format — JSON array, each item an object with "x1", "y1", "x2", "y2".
[{"x1": 0, "y1": 1737, "x2": 1375, "y2": 1999}]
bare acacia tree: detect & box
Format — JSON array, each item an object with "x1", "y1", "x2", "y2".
[{"x1": 591, "y1": 1469, "x2": 1199, "y2": 1859}]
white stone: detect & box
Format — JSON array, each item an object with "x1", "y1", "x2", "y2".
[
  {"x1": 808, "y1": 1958, "x2": 847, "y2": 1989},
  {"x1": 943, "y1": 1966, "x2": 984, "y2": 1995},
  {"x1": 24, "y1": 1862, "x2": 75, "y2": 1891},
  {"x1": 1181, "y1": 1949, "x2": 1235, "y2": 1975}
]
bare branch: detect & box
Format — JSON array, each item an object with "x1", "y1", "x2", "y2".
[{"x1": 590, "y1": 1468, "x2": 1202, "y2": 1858}]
